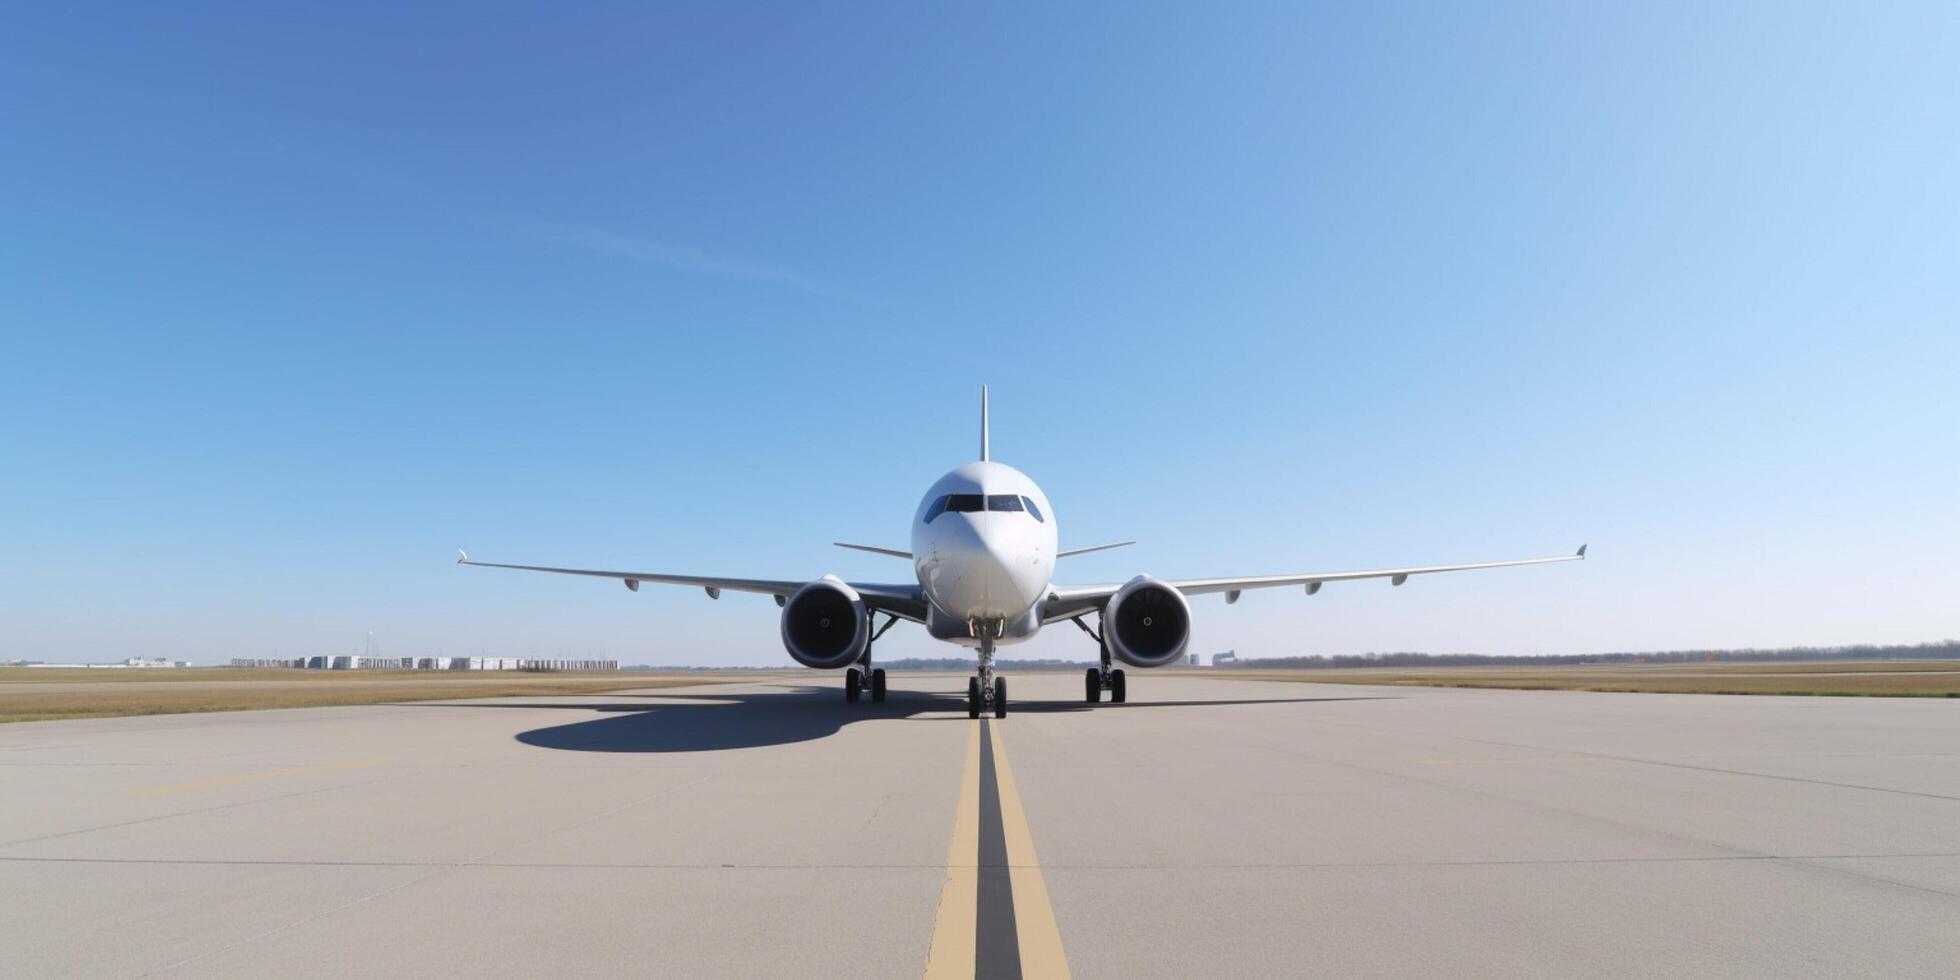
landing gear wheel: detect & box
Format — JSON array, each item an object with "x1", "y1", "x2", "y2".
[
  {"x1": 966, "y1": 677, "x2": 981, "y2": 718},
  {"x1": 993, "y1": 676, "x2": 1008, "y2": 719},
  {"x1": 1085, "y1": 667, "x2": 1101, "y2": 703},
  {"x1": 870, "y1": 668, "x2": 887, "y2": 703},
  {"x1": 1110, "y1": 668, "x2": 1127, "y2": 703},
  {"x1": 845, "y1": 668, "x2": 863, "y2": 703}
]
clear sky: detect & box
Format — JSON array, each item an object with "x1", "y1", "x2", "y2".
[{"x1": 3, "y1": 3, "x2": 1955, "y2": 666}]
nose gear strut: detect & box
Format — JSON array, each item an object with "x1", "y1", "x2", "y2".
[{"x1": 966, "y1": 617, "x2": 1007, "y2": 718}]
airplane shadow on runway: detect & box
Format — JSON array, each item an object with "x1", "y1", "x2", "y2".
[{"x1": 393, "y1": 687, "x2": 1400, "y2": 754}]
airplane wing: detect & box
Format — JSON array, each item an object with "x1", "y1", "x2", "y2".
[
  {"x1": 457, "y1": 552, "x2": 929, "y2": 622},
  {"x1": 1042, "y1": 546, "x2": 1586, "y2": 623}
]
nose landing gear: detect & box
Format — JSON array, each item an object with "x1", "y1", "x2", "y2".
[{"x1": 966, "y1": 618, "x2": 1007, "y2": 718}]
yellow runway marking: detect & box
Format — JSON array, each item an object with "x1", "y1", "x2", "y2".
[
  {"x1": 131, "y1": 760, "x2": 387, "y2": 797},
  {"x1": 988, "y1": 720, "x2": 1071, "y2": 979},
  {"x1": 924, "y1": 720, "x2": 982, "y2": 978}
]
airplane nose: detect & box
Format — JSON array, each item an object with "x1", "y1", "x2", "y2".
[
  {"x1": 977, "y1": 525, "x2": 1045, "y2": 615},
  {"x1": 929, "y1": 513, "x2": 1043, "y2": 619}
]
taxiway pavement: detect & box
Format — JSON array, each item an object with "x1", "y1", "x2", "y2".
[{"x1": 2, "y1": 673, "x2": 1956, "y2": 977}]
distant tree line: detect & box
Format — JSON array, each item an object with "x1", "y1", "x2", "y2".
[{"x1": 1233, "y1": 640, "x2": 1960, "y2": 669}]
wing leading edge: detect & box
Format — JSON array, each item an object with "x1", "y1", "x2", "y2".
[
  {"x1": 1043, "y1": 545, "x2": 1587, "y2": 623},
  {"x1": 456, "y1": 552, "x2": 928, "y2": 622}
]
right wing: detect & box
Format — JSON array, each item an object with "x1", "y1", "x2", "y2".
[
  {"x1": 457, "y1": 551, "x2": 928, "y2": 622},
  {"x1": 1056, "y1": 541, "x2": 1136, "y2": 558}
]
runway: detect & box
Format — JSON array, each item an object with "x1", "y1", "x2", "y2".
[{"x1": 2, "y1": 673, "x2": 1956, "y2": 977}]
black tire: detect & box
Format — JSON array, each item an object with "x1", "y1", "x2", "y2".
[
  {"x1": 994, "y1": 676, "x2": 1007, "y2": 719},
  {"x1": 966, "y1": 677, "x2": 981, "y2": 719},
  {"x1": 845, "y1": 668, "x2": 862, "y2": 703},
  {"x1": 1111, "y1": 668, "x2": 1127, "y2": 703},
  {"x1": 1084, "y1": 667, "x2": 1101, "y2": 703},
  {"x1": 871, "y1": 668, "x2": 887, "y2": 703}
]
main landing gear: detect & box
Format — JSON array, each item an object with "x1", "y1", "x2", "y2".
[
  {"x1": 845, "y1": 666, "x2": 885, "y2": 703},
  {"x1": 966, "y1": 618, "x2": 1007, "y2": 719},
  {"x1": 845, "y1": 614, "x2": 900, "y2": 704},
  {"x1": 1072, "y1": 616, "x2": 1126, "y2": 704}
]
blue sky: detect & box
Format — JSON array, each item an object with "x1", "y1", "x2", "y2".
[{"x1": 3, "y1": 3, "x2": 1955, "y2": 665}]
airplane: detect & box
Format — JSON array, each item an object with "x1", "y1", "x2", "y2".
[{"x1": 460, "y1": 387, "x2": 1586, "y2": 718}]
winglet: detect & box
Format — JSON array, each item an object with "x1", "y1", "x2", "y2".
[
  {"x1": 980, "y1": 384, "x2": 990, "y2": 462},
  {"x1": 457, "y1": 549, "x2": 470, "y2": 564},
  {"x1": 1577, "y1": 544, "x2": 1588, "y2": 558}
]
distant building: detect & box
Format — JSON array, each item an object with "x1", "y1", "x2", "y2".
[
  {"x1": 1188, "y1": 654, "x2": 1200, "y2": 667},
  {"x1": 1213, "y1": 651, "x2": 1238, "y2": 666},
  {"x1": 229, "y1": 656, "x2": 618, "y2": 671},
  {"x1": 16, "y1": 657, "x2": 191, "y2": 669},
  {"x1": 237, "y1": 627, "x2": 617, "y2": 672}
]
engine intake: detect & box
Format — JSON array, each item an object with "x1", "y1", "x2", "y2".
[
  {"x1": 780, "y1": 576, "x2": 869, "y2": 669},
  {"x1": 1104, "y1": 575, "x2": 1192, "y2": 668}
]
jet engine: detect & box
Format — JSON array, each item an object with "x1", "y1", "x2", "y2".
[
  {"x1": 780, "y1": 576, "x2": 869, "y2": 669},
  {"x1": 1104, "y1": 575, "x2": 1192, "y2": 667}
]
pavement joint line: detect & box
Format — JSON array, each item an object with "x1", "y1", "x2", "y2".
[
  {"x1": 1305, "y1": 715, "x2": 1960, "y2": 802},
  {"x1": 136, "y1": 859, "x2": 450, "y2": 978},
  {"x1": 0, "y1": 773, "x2": 417, "y2": 849},
  {"x1": 1176, "y1": 714, "x2": 1884, "y2": 877},
  {"x1": 129, "y1": 759, "x2": 389, "y2": 797},
  {"x1": 1418, "y1": 756, "x2": 1605, "y2": 765},
  {"x1": 1775, "y1": 855, "x2": 1960, "y2": 901},
  {"x1": 1199, "y1": 710, "x2": 1960, "y2": 903},
  {"x1": 136, "y1": 765, "x2": 726, "y2": 976}
]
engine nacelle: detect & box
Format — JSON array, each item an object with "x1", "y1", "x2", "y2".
[
  {"x1": 780, "y1": 576, "x2": 869, "y2": 669},
  {"x1": 1104, "y1": 575, "x2": 1192, "y2": 668}
]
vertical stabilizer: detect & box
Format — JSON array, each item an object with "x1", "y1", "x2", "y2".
[{"x1": 980, "y1": 385, "x2": 990, "y2": 461}]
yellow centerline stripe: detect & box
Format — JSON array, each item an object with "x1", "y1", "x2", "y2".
[
  {"x1": 924, "y1": 719, "x2": 982, "y2": 979},
  {"x1": 988, "y1": 721, "x2": 1072, "y2": 979},
  {"x1": 130, "y1": 760, "x2": 387, "y2": 797}
]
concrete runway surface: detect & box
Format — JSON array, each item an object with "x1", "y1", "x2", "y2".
[{"x1": 2, "y1": 673, "x2": 1957, "y2": 978}]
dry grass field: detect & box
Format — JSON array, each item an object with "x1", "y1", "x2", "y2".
[
  {"x1": 1204, "y1": 660, "x2": 1960, "y2": 697},
  {"x1": 0, "y1": 668, "x2": 755, "y2": 723}
]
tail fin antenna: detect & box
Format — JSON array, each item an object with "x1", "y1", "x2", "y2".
[{"x1": 980, "y1": 384, "x2": 990, "y2": 461}]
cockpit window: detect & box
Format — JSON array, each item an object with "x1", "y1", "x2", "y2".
[
  {"x1": 924, "y1": 494, "x2": 985, "y2": 522},
  {"x1": 924, "y1": 493, "x2": 1041, "y2": 523}
]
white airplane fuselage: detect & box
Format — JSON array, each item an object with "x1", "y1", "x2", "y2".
[{"x1": 911, "y1": 461, "x2": 1057, "y2": 646}]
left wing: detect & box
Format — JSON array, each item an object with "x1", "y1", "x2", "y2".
[
  {"x1": 1043, "y1": 545, "x2": 1586, "y2": 623},
  {"x1": 457, "y1": 551, "x2": 928, "y2": 622},
  {"x1": 833, "y1": 542, "x2": 912, "y2": 559}
]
